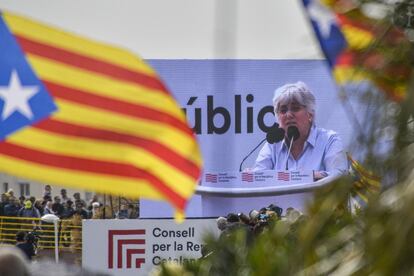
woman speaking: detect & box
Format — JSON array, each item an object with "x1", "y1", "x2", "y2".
[{"x1": 253, "y1": 81, "x2": 348, "y2": 180}]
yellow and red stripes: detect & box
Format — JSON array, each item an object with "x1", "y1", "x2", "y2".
[
  {"x1": 347, "y1": 154, "x2": 381, "y2": 203},
  {"x1": 0, "y1": 12, "x2": 202, "y2": 213},
  {"x1": 330, "y1": 5, "x2": 410, "y2": 101},
  {"x1": 15, "y1": 35, "x2": 168, "y2": 93}
]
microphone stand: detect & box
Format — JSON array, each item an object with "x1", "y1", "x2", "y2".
[
  {"x1": 239, "y1": 138, "x2": 266, "y2": 172},
  {"x1": 285, "y1": 137, "x2": 294, "y2": 170}
]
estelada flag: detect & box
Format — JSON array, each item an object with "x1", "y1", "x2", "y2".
[
  {"x1": 302, "y1": 0, "x2": 411, "y2": 101},
  {"x1": 347, "y1": 153, "x2": 381, "y2": 209},
  {"x1": 0, "y1": 11, "x2": 202, "y2": 219}
]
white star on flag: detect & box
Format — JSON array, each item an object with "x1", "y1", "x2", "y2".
[
  {"x1": 0, "y1": 70, "x2": 39, "y2": 120},
  {"x1": 307, "y1": 0, "x2": 336, "y2": 38}
]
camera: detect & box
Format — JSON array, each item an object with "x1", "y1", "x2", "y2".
[
  {"x1": 16, "y1": 230, "x2": 39, "y2": 259},
  {"x1": 258, "y1": 213, "x2": 269, "y2": 221},
  {"x1": 26, "y1": 231, "x2": 39, "y2": 247}
]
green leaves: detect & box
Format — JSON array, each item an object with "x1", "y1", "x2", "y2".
[{"x1": 153, "y1": 1, "x2": 414, "y2": 275}]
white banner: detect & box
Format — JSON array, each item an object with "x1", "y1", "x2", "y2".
[{"x1": 82, "y1": 219, "x2": 219, "y2": 276}]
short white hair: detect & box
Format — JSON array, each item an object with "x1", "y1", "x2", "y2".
[
  {"x1": 216, "y1": 216, "x2": 227, "y2": 231},
  {"x1": 0, "y1": 246, "x2": 30, "y2": 276},
  {"x1": 272, "y1": 81, "x2": 316, "y2": 120}
]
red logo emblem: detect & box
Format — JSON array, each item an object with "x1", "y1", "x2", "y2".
[
  {"x1": 277, "y1": 171, "x2": 290, "y2": 181},
  {"x1": 205, "y1": 173, "x2": 218, "y2": 183},
  {"x1": 108, "y1": 229, "x2": 146, "y2": 269},
  {"x1": 241, "y1": 172, "x2": 253, "y2": 182}
]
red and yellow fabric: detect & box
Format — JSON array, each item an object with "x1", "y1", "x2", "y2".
[
  {"x1": 0, "y1": 12, "x2": 202, "y2": 220},
  {"x1": 303, "y1": 0, "x2": 411, "y2": 102},
  {"x1": 347, "y1": 154, "x2": 381, "y2": 203},
  {"x1": 333, "y1": 12, "x2": 409, "y2": 101}
]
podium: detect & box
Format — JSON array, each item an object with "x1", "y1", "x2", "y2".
[
  {"x1": 140, "y1": 170, "x2": 338, "y2": 218},
  {"x1": 197, "y1": 170, "x2": 315, "y2": 216}
]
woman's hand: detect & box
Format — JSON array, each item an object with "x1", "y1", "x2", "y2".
[{"x1": 313, "y1": 171, "x2": 328, "y2": 180}]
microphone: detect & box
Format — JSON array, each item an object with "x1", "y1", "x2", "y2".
[
  {"x1": 285, "y1": 126, "x2": 300, "y2": 170},
  {"x1": 266, "y1": 125, "x2": 285, "y2": 144},
  {"x1": 239, "y1": 124, "x2": 285, "y2": 172},
  {"x1": 287, "y1": 126, "x2": 300, "y2": 141}
]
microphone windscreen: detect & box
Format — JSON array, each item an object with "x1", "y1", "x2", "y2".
[
  {"x1": 266, "y1": 125, "x2": 285, "y2": 144},
  {"x1": 275, "y1": 127, "x2": 285, "y2": 142},
  {"x1": 266, "y1": 131, "x2": 276, "y2": 144},
  {"x1": 287, "y1": 126, "x2": 300, "y2": 141}
]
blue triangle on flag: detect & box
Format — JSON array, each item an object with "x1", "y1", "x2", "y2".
[
  {"x1": 0, "y1": 16, "x2": 57, "y2": 141},
  {"x1": 302, "y1": 0, "x2": 347, "y2": 67}
]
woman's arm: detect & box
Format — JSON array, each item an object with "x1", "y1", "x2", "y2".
[{"x1": 252, "y1": 143, "x2": 275, "y2": 171}]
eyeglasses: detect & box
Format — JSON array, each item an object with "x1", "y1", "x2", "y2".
[{"x1": 276, "y1": 104, "x2": 306, "y2": 115}]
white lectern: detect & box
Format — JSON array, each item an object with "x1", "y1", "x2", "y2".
[
  {"x1": 140, "y1": 170, "x2": 338, "y2": 218},
  {"x1": 197, "y1": 170, "x2": 314, "y2": 216}
]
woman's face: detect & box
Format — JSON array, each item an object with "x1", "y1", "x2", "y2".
[{"x1": 276, "y1": 101, "x2": 312, "y2": 140}]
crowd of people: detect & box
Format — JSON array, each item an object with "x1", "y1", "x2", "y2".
[
  {"x1": 0, "y1": 185, "x2": 139, "y2": 221},
  {"x1": 0, "y1": 185, "x2": 140, "y2": 265},
  {"x1": 215, "y1": 204, "x2": 303, "y2": 238}
]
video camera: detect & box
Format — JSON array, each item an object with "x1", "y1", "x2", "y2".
[{"x1": 26, "y1": 231, "x2": 39, "y2": 246}]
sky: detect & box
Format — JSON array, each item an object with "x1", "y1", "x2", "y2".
[{"x1": 0, "y1": 0, "x2": 322, "y2": 59}]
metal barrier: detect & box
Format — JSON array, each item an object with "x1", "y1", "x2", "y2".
[{"x1": 0, "y1": 216, "x2": 82, "y2": 251}]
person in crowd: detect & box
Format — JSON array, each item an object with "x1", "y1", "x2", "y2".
[
  {"x1": 219, "y1": 213, "x2": 252, "y2": 242},
  {"x1": 6, "y1": 189, "x2": 14, "y2": 199},
  {"x1": 103, "y1": 205, "x2": 114, "y2": 219},
  {"x1": 18, "y1": 200, "x2": 40, "y2": 219},
  {"x1": 43, "y1": 200, "x2": 54, "y2": 215},
  {"x1": 115, "y1": 203, "x2": 129, "y2": 219},
  {"x1": 40, "y1": 200, "x2": 55, "y2": 247},
  {"x1": 216, "y1": 217, "x2": 227, "y2": 231},
  {"x1": 52, "y1": 196, "x2": 64, "y2": 218},
  {"x1": 88, "y1": 194, "x2": 100, "y2": 206},
  {"x1": 43, "y1": 194, "x2": 52, "y2": 203},
  {"x1": 253, "y1": 81, "x2": 348, "y2": 180},
  {"x1": 74, "y1": 202, "x2": 88, "y2": 220},
  {"x1": 29, "y1": 196, "x2": 36, "y2": 205},
  {"x1": 0, "y1": 193, "x2": 9, "y2": 216},
  {"x1": 0, "y1": 246, "x2": 30, "y2": 276},
  {"x1": 0, "y1": 245, "x2": 110, "y2": 276},
  {"x1": 127, "y1": 203, "x2": 139, "y2": 219},
  {"x1": 15, "y1": 231, "x2": 36, "y2": 261},
  {"x1": 69, "y1": 202, "x2": 87, "y2": 254},
  {"x1": 60, "y1": 200, "x2": 75, "y2": 247},
  {"x1": 34, "y1": 200, "x2": 45, "y2": 217},
  {"x1": 18, "y1": 200, "x2": 40, "y2": 232},
  {"x1": 73, "y1": 192, "x2": 87, "y2": 208},
  {"x1": 43, "y1": 185, "x2": 52, "y2": 198},
  {"x1": 60, "y1": 189, "x2": 70, "y2": 204},
  {"x1": 61, "y1": 200, "x2": 75, "y2": 219},
  {"x1": 4, "y1": 197, "x2": 20, "y2": 217},
  {"x1": 90, "y1": 202, "x2": 102, "y2": 219},
  {"x1": 3, "y1": 197, "x2": 19, "y2": 243},
  {"x1": 18, "y1": 196, "x2": 26, "y2": 208}
]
